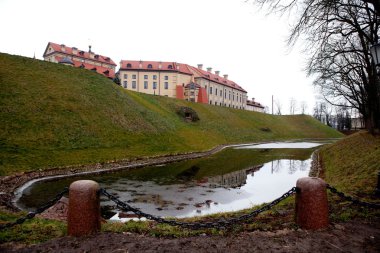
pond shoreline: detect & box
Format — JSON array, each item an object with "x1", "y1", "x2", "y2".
[
  {"x1": 0, "y1": 139, "x2": 332, "y2": 212},
  {"x1": 0, "y1": 143, "x2": 247, "y2": 211}
]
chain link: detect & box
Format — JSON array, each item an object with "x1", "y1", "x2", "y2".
[
  {"x1": 326, "y1": 184, "x2": 380, "y2": 209},
  {"x1": 100, "y1": 187, "x2": 297, "y2": 230},
  {"x1": 0, "y1": 188, "x2": 69, "y2": 230}
]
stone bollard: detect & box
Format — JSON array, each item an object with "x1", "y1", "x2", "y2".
[
  {"x1": 67, "y1": 180, "x2": 101, "y2": 236},
  {"x1": 295, "y1": 177, "x2": 329, "y2": 230}
]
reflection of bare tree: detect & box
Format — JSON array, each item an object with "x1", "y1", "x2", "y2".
[
  {"x1": 287, "y1": 160, "x2": 299, "y2": 174},
  {"x1": 299, "y1": 160, "x2": 308, "y2": 171},
  {"x1": 271, "y1": 160, "x2": 282, "y2": 173}
]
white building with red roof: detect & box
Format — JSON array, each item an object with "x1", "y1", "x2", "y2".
[
  {"x1": 43, "y1": 42, "x2": 116, "y2": 79},
  {"x1": 119, "y1": 60, "x2": 249, "y2": 109},
  {"x1": 246, "y1": 98, "x2": 265, "y2": 113}
]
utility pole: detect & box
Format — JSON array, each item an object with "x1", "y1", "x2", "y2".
[{"x1": 272, "y1": 95, "x2": 274, "y2": 115}]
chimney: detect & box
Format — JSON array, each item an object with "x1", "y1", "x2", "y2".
[
  {"x1": 60, "y1": 44, "x2": 65, "y2": 52},
  {"x1": 139, "y1": 60, "x2": 143, "y2": 68},
  {"x1": 176, "y1": 63, "x2": 180, "y2": 70},
  {"x1": 197, "y1": 64, "x2": 203, "y2": 70},
  {"x1": 223, "y1": 74, "x2": 228, "y2": 79},
  {"x1": 207, "y1": 67, "x2": 212, "y2": 73},
  {"x1": 88, "y1": 45, "x2": 92, "y2": 53},
  {"x1": 158, "y1": 61, "x2": 162, "y2": 69},
  {"x1": 88, "y1": 45, "x2": 95, "y2": 58},
  {"x1": 215, "y1": 70, "x2": 220, "y2": 76},
  {"x1": 72, "y1": 47, "x2": 78, "y2": 55},
  {"x1": 252, "y1": 97, "x2": 255, "y2": 101}
]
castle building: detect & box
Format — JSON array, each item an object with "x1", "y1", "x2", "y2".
[
  {"x1": 43, "y1": 42, "x2": 116, "y2": 79},
  {"x1": 246, "y1": 98, "x2": 265, "y2": 113},
  {"x1": 119, "y1": 60, "x2": 248, "y2": 109}
]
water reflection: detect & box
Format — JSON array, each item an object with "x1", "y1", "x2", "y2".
[{"x1": 16, "y1": 143, "x2": 323, "y2": 218}]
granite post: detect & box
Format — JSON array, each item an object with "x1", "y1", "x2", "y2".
[
  {"x1": 295, "y1": 177, "x2": 329, "y2": 230},
  {"x1": 67, "y1": 180, "x2": 101, "y2": 236}
]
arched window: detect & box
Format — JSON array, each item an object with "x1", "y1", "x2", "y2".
[
  {"x1": 148, "y1": 64, "x2": 153, "y2": 69},
  {"x1": 126, "y1": 63, "x2": 132, "y2": 68},
  {"x1": 168, "y1": 65, "x2": 173, "y2": 69}
]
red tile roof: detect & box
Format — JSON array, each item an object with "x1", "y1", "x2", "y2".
[
  {"x1": 247, "y1": 100, "x2": 264, "y2": 108},
  {"x1": 119, "y1": 60, "x2": 193, "y2": 75},
  {"x1": 187, "y1": 65, "x2": 247, "y2": 93},
  {"x1": 55, "y1": 56, "x2": 115, "y2": 78},
  {"x1": 44, "y1": 42, "x2": 116, "y2": 66},
  {"x1": 120, "y1": 60, "x2": 247, "y2": 92}
]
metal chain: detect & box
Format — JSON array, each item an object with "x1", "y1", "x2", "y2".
[
  {"x1": 326, "y1": 184, "x2": 380, "y2": 209},
  {"x1": 0, "y1": 188, "x2": 69, "y2": 230},
  {"x1": 100, "y1": 187, "x2": 297, "y2": 229}
]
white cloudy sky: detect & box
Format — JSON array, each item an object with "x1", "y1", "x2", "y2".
[{"x1": 0, "y1": 0, "x2": 317, "y2": 114}]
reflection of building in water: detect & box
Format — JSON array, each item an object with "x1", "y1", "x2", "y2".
[{"x1": 207, "y1": 165, "x2": 263, "y2": 188}]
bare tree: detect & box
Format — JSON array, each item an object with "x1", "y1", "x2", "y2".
[
  {"x1": 275, "y1": 99, "x2": 283, "y2": 115},
  {"x1": 300, "y1": 101, "x2": 308, "y2": 114},
  {"x1": 250, "y1": 0, "x2": 380, "y2": 132},
  {"x1": 289, "y1": 97, "x2": 297, "y2": 115}
]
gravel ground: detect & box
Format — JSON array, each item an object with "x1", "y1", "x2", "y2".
[{"x1": 1, "y1": 221, "x2": 379, "y2": 253}]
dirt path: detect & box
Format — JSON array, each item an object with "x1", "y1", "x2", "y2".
[{"x1": 1, "y1": 221, "x2": 379, "y2": 253}]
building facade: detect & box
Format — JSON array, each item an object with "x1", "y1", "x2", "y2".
[
  {"x1": 119, "y1": 61, "x2": 248, "y2": 109},
  {"x1": 43, "y1": 42, "x2": 116, "y2": 79},
  {"x1": 246, "y1": 98, "x2": 265, "y2": 113}
]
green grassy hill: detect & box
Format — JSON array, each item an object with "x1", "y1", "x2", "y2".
[
  {"x1": 0, "y1": 53, "x2": 342, "y2": 175},
  {"x1": 320, "y1": 131, "x2": 380, "y2": 195}
]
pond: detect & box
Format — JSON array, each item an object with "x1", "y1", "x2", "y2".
[{"x1": 15, "y1": 142, "x2": 327, "y2": 219}]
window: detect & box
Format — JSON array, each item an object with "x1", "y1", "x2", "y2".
[
  {"x1": 168, "y1": 65, "x2": 173, "y2": 69},
  {"x1": 215, "y1": 101, "x2": 217, "y2": 105},
  {"x1": 153, "y1": 82, "x2": 157, "y2": 89},
  {"x1": 153, "y1": 75, "x2": 157, "y2": 80},
  {"x1": 220, "y1": 90, "x2": 222, "y2": 96},
  {"x1": 123, "y1": 74, "x2": 128, "y2": 79},
  {"x1": 210, "y1": 100, "x2": 212, "y2": 104},
  {"x1": 126, "y1": 63, "x2": 132, "y2": 68},
  {"x1": 164, "y1": 76, "x2": 169, "y2": 80},
  {"x1": 132, "y1": 81, "x2": 136, "y2": 89},
  {"x1": 144, "y1": 75, "x2": 148, "y2": 79},
  {"x1": 148, "y1": 64, "x2": 153, "y2": 69},
  {"x1": 209, "y1": 87, "x2": 212, "y2": 94},
  {"x1": 216, "y1": 88, "x2": 218, "y2": 95},
  {"x1": 224, "y1": 89, "x2": 227, "y2": 99},
  {"x1": 164, "y1": 82, "x2": 169, "y2": 89},
  {"x1": 123, "y1": 81, "x2": 127, "y2": 88},
  {"x1": 144, "y1": 81, "x2": 148, "y2": 89},
  {"x1": 132, "y1": 74, "x2": 136, "y2": 79}
]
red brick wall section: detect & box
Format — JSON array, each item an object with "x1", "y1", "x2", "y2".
[
  {"x1": 197, "y1": 87, "x2": 208, "y2": 104},
  {"x1": 176, "y1": 85, "x2": 185, "y2": 100}
]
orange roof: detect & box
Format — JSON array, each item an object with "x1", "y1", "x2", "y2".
[
  {"x1": 187, "y1": 65, "x2": 247, "y2": 93},
  {"x1": 44, "y1": 42, "x2": 116, "y2": 66},
  {"x1": 119, "y1": 60, "x2": 193, "y2": 75},
  {"x1": 120, "y1": 60, "x2": 247, "y2": 92},
  {"x1": 247, "y1": 100, "x2": 264, "y2": 108},
  {"x1": 55, "y1": 56, "x2": 115, "y2": 79}
]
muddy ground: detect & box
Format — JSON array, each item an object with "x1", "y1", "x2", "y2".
[
  {"x1": 1, "y1": 145, "x2": 379, "y2": 252},
  {"x1": 1, "y1": 221, "x2": 379, "y2": 253}
]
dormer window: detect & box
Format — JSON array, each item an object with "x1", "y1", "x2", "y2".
[
  {"x1": 94, "y1": 55, "x2": 99, "y2": 59},
  {"x1": 168, "y1": 65, "x2": 173, "y2": 69},
  {"x1": 79, "y1": 51, "x2": 84, "y2": 55},
  {"x1": 105, "y1": 57, "x2": 110, "y2": 61},
  {"x1": 147, "y1": 64, "x2": 153, "y2": 69},
  {"x1": 126, "y1": 63, "x2": 132, "y2": 68},
  {"x1": 103, "y1": 70, "x2": 109, "y2": 76}
]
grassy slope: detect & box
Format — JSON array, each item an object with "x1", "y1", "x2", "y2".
[
  {"x1": 320, "y1": 131, "x2": 380, "y2": 195},
  {"x1": 0, "y1": 53, "x2": 342, "y2": 175}
]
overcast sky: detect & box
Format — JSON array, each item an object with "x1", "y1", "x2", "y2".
[{"x1": 0, "y1": 0, "x2": 317, "y2": 114}]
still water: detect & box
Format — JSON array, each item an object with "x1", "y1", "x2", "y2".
[{"x1": 16, "y1": 142, "x2": 325, "y2": 218}]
